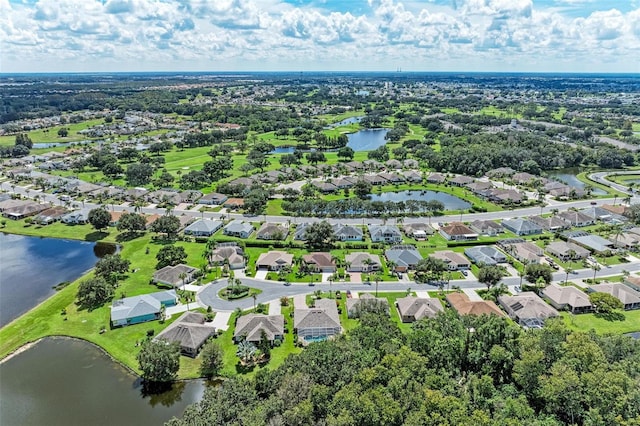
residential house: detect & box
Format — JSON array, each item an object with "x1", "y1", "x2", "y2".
[
  {"x1": 564, "y1": 231, "x2": 615, "y2": 254},
  {"x1": 362, "y1": 174, "x2": 387, "y2": 186},
  {"x1": 486, "y1": 167, "x2": 515, "y2": 178},
  {"x1": 294, "y1": 298, "x2": 341, "y2": 343},
  {"x1": 557, "y1": 210, "x2": 595, "y2": 227},
  {"x1": 498, "y1": 292, "x2": 559, "y2": 327},
  {"x1": 378, "y1": 172, "x2": 404, "y2": 184},
  {"x1": 385, "y1": 245, "x2": 423, "y2": 272},
  {"x1": 255, "y1": 251, "x2": 294, "y2": 271},
  {"x1": 439, "y1": 222, "x2": 478, "y2": 241},
  {"x1": 601, "y1": 204, "x2": 629, "y2": 216},
  {"x1": 346, "y1": 293, "x2": 390, "y2": 318},
  {"x1": 154, "y1": 312, "x2": 216, "y2": 357},
  {"x1": 223, "y1": 198, "x2": 245, "y2": 210},
  {"x1": 469, "y1": 220, "x2": 503, "y2": 236},
  {"x1": 402, "y1": 223, "x2": 434, "y2": 240},
  {"x1": 449, "y1": 175, "x2": 474, "y2": 187},
  {"x1": 2, "y1": 201, "x2": 48, "y2": 220},
  {"x1": 431, "y1": 251, "x2": 470, "y2": 270},
  {"x1": 183, "y1": 219, "x2": 224, "y2": 237},
  {"x1": 198, "y1": 192, "x2": 228, "y2": 205},
  {"x1": 385, "y1": 159, "x2": 403, "y2": 169},
  {"x1": 402, "y1": 170, "x2": 423, "y2": 183},
  {"x1": 395, "y1": 296, "x2": 444, "y2": 322},
  {"x1": 152, "y1": 264, "x2": 197, "y2": 288},
  {"x1": 546, "y1": 241, "x2": 590, "y2": 261},
  {"x1": 588, "y1": 283, "x2": 640, "y2": 310},
  {"x1": 426, "y1": 173, "x2": 446, "y2": 184},
  {"x1": 623, "y1": 276, "x2": 640, "y2": 292},
  {"x1": 209, "y1": 243, "x2": 246, "y2": 270},
  {"x1": 345, "y1": 252, "x2": 382, "y2": 272},
  {"x1": 302, "y1": 252, "x2": 337, "y2": 273},
  {"x1": 467, "y1": 181, "x2": 493, "y2": 194},
  {"x1": 223, "y1": 220, "x2": 254, "y2": 239},
  {"x1": 580, "y1": 206, "x2": 627, "y2": 223},
  {"x1": 256, "y1": 222, "x2": 289, "y2": 240},
  {"x1": 610, "y1": 232, "x2": 640, "y2": 249},
  {"x1": 368, "y1": 224, "x2": 403, "y2": 243},
  {"x1": 61, "y1": 209, "x2": 90, "y2": 225},
  {"x1": 333, "y1": 224, "x2": 364, "y2": 241},
  {"x1": 313, "y1": 181, "x2": 338, "y2": 193},
  {"x1": 512, "y1": 172, "x2": 539, "y2": 185},
  {"x1": 498, "y1": 239, "x2": 543, "y2": 264},
  {"x1": 528, "y1": 215, "x2": 571, "y2": 232},
  {"x1": 484, "y1": 188, "x2": 524, "y2": 204},
  {"x1": 446, "y1": 293, "x2": 505, "y2": 317},
  {"x1": 234, "y1": 314, "x2": 285, "y2": 345},
  {"x1": 542, "y1": 284, "x2": 593, "y2": 314},
  {"x1": 294, "y1": 222, "x2": 311, "y2": 240},
  {"x1": 32, "y1": 206, "x2": 68, "y2": 225},
  {"x1": 502, "y1": 218, "x2": 543, "y2": 236},
  {"x1": 110, "y1": 290, "x2": 177, "y2": 327},
  {"x1": 464, "y1": 246, "x2": 507, "y2": 266}
]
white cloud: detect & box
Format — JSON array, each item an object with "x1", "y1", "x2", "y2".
[{"x1": 0, "y1": 0, "x2": 638, "y2": 72}]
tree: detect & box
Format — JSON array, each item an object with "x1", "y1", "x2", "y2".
[
  {"x1": 353, "y1": 179, "x2": 372, "y2": 199},
  {"x1": 76, "y1": 277, "x2": 115, "y2": 310},
  {"x1": 306, "y1": 151, "x2": 326, "y2": 165},
  {"x1": 337, "y1": 146, "x2": 355, "y2": 161},
  {"x1": 94, "y1": 254, "x2": 131, "y2": 284},
  {"x1": 199, "y1": 339, "x2": 224, "y2": 378},
  {"x1": 477, "y1": 265, "x2": 503, "y2": 291},
  {"x1": 137, "y1": 339, "x2": 181, "y2": 383},
  {"x1": 589, "y1": 292, "x2": 623, "y2": 314},
  {"x1": 415, "y1": 257, "x2": 448, "y2": 283},
  {"x1": 102, "y1": 162, "x2": 124, "y2": 180},
  {"x1": 15, "y1": 133, "x2": 33, "y2": 149},
  {"x1": 116, "y1": 212, "x2": 146, "y2": 234},
  {"x1": 524, "y1": 263, "x2": 553, "y2": 286},
  {"x1": 257, "y1": 330, "x2": 271, "y2": 359},
  {"x1": 88, "y1": 207, "x2": 111, "y2": 231},
  {"x1": 156, "y1": 244, "x2": 188, "y2": 269},
  {"x1": 150, "y1": 215, "x2": 180, "y2": 237},
  {"x1": 244, "y1": 188, "x2": 269, "y2": 215},
  {"x1": 57, "y1": 127, "x2": 69, "y2": 137},
  {"x1": 303, "y1": 221, "x2": 336, "y2": 249},
  {"x1": 125, "y1": 163, "x2": 154, "y2": 186},
  {"x1": 236, "y1": 340, "x2": 257, "y2": 366}
]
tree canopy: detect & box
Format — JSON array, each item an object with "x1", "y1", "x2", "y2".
[{"x1": 137, "y1": 339, "x2": 181, "y2": 383}]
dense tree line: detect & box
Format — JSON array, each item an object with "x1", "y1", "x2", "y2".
[
  {"x1": 168, "y1": 312, "x2": 640, "y2": 425},
  {"x1": 282, "y1": 198, "x2": 446, "y2": 217}
]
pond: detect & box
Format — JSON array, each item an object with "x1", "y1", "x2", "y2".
[
  {"x1": 0, "y1": 233, "x2": 116, "y2": 327},
  {"x1": 0, "y1": 338, "x2": 205, "y2": 426},
  {"x1": 325, "y1": 116, "x2": 363, "y2": 128},
  {"x1": 346, "y1": 128, "x2": 390, "y2": 152},
  {"x1": 369, "y1": 190, "x2": 471, "y2": 211},
  {"x1": 270, "y1": 146, "x2": 296, "y2": 154},
  {"x1": 546, "y1": 169, "x2": 607, "y2": 195}
]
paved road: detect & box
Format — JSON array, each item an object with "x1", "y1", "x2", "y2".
[{"x1": 196, "y1": 259, "x2": 640, "y2": 312}]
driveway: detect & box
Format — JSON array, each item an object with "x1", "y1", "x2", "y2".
[
  {"x1": 293, "y1": 294, "x2": 308, "y2": 309},
  {"x1": 211, "y1": 311, "x2": 232, "y2": 331},
  {"x1": 254, "y1": 269, "x2": 269, "y2": 280},
  {"x1": 462, "y1": 288, "x2": 483, "y2": 301},
  {"x1": 268, "y1": 300, "x2": 282, "y2": 315},
  {"x1": 349, "y1": 272, "x2": 362, "y2": 283}
]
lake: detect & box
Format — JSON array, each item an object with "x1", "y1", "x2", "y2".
[
  {"x1": 347, "y1": 129, "x2": 389, "y2": 151},
  {"x1": 271, "y1": 146, "x2": 296, "y2": 154},
  {"x1": 0, "y1": 233, "x2": 115, "y2": 327},
  {"x1": 325, "y1": 116, "x2": 363, "y2": 128},
  {"x1": 369, "y1": 190, "x2": 471, "y2": 210},
  {"x1": 546, "y1": 169, "x2": 607, "y2": 195},
  {"x1": 0, "y1": 338, "x2": 205, "y2": 426}
]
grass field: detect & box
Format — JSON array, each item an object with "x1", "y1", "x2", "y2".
[
  {"x1": 561, "y1": 310, "x2": 640, "y2": 334},
  {"x1": 0, "y1": 119, "x2": 106, "y2": 147}
]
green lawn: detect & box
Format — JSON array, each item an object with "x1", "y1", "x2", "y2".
[
  {"x1": 561, "y1": 310, "x2": 640, "y2": 334},
  {"x1": 0, "y1": 118, "x2": 106, "y2": 147}
]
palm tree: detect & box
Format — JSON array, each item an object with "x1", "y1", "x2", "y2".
[
  {"x1": 592, "y1": 263, "x2": 601, "y2": 284},
  {"x1": 179, "y1": 272, "x2": 189, "y2": 311},
  {"x1": 565, "y1": 267, "x2": 573, "y2": 284},
  {"x1": 251, "y1": 291, "x2": 257, "y2": 311},
  {"x1": 610, "y1": 224, "x2": 624, "y2": 249},
  {"x1": 236, "y1": 340, "x2": 257, "y2": 366}
]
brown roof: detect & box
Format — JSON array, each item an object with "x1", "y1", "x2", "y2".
[
  {"x1": 302, "y1": 252, "x2": 336, "y2": 268},
  {"x1": 446, "y1": 293, "x2": 505, "y2": 317},
  {"x1": 440, "y1": 222, "x2": 476, "y2": 236},
  {"x1": 601, "y1": 204, "x2": 628, "y2": 215}
]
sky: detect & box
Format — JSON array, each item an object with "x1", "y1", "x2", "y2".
[{"x1": 1, "y1": 0, "x2": 639, "y2": 73}]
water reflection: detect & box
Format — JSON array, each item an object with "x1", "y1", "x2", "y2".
[
  {"x1": 0, "y1": 234, "x2": 106, "y2": 326},
  {"x1": 0, "y1": 338, "x2": 204, "y2": 426}
]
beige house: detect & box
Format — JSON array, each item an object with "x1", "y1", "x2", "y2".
[
  {"x1": 588, "y1": 283, "x2": 640, "y2": 311},
  {"x1": 498, "y1": 292, "x2": 559, "y2": 327},
  {"x1": 542, "y1": 284, "x2": 593, "y2": 314},
  {"x1": 446, "y1": 293, "x2": 505, "y2": 317},
  {"x1": 255, "y1": 251, "x2": 294, "y2": 271},
  {"x1": 234, "y1": 314, "x2": 285, "y2": 344},
  {"x1": 395, "y1": 296, "x2": 444, "y2": 322}
]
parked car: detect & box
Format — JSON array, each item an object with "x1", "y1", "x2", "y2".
[{"x1": 461, "y1": 270, "x2": 468, "y2": 277}]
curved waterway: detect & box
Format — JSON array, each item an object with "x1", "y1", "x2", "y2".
[{"x1": 0, "y1": 338, "x2": 205, "y2": 426}]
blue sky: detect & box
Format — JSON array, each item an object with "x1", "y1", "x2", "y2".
[{"x1": 1, "y1": 0, "x2": 639, "y2": 73}]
